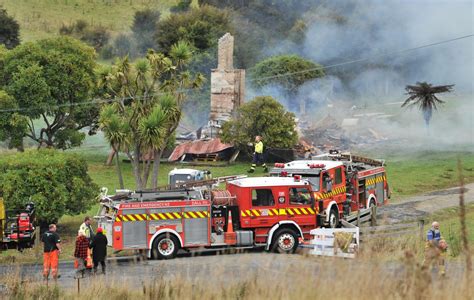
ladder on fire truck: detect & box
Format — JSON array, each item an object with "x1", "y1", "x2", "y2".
[
  {"x1": 98, "y1": 175, "x2": 247, "y2": 205},
  {"x1": 324, "y1": 150, "x2": 385, "y2": 167}
]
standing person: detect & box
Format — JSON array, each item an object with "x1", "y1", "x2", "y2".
[
  {"x1": 74, "y1": 231, "x2": 89, "y2": 279},
  {"x1": 423, "y1": 221, "x2": 448, "y2": 276},
  {"x1": 248, "y1": 135, "x2": 267, "y2": 173},
  {"x1": 90, "y1": 227, "x2": 108, "y2": 274},
  {"x1": 41, "y1": 224, "x2": 61, "y2": 281},
  {"x1": 79, "y1": 216, "x2": 95, "y2": 241}
]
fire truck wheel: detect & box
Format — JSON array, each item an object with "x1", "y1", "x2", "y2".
[
  {"x1": 152, "y1": 234, "x2": 180, "y2": 260},
  {"x1": 328, "y1": 208, "x2": 339, "y2": 228},
  {"x1": 271, "y1": 228, "x2": 299, "y2": 254}
]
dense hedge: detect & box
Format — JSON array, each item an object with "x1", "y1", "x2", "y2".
[{"x1": 0, "y1": 150, "x2": 98, "y2": 224}]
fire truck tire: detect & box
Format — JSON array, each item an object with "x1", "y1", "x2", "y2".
[
  {"x1": 328, "y1": 208, "x2": 339, "y2": 228},
  {"x1": 271, "y1": 228, "x2": 299, "y2": 254},
  {"x1": 152, "y1": 234, "x2": 180, "y2": 260}
]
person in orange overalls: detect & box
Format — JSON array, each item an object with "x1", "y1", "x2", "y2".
[{"x1": 41, "y1": 224, "x2": 61, "y2": 281}]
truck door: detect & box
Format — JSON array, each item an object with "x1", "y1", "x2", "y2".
[
  {"x1": 287, "y1": 187, "x2": 316, "y2": 226},
  {"x1": 246, "y1": 188, "x2": 278, "y2": 228}
]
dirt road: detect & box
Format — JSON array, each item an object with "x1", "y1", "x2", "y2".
[{"x1": 377, "y1": 183, "x2": 473, "y2": 223}]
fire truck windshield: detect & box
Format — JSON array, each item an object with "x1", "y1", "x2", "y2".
[{"x1": 299, "y1": 175, "x2": 320, "y2": 191}]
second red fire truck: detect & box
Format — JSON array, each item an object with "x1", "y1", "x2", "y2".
[{"x1": 96, "y1": 152, "x2": 389, "y2": 259}]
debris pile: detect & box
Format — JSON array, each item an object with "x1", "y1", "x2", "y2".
[{"x1": 299, "y1": 114, "x2": 389, "y2": 153}]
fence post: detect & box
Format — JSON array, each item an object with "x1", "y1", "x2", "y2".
[
  {"x1": 34, "y1": 227, "x2": 41, "y2": 262},
  {"x1": 370, "y1": 205, "x2": 377, "y2": 226},
  {"x1": 419, "y1": 219, "x2": 425, "y2": 241}
]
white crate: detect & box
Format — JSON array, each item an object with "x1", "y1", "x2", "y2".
[{"x1": 307, "y1": 228, "x2": 359, "y2": 258}]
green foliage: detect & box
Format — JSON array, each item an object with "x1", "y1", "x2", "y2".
[
  {"x1": 59, "y1": 20, "x2": 110, "y2": 52},
  {"x1": 155, "y1": 5, "x2": 232, "y2": 54},
  {"x1": 98, "y1": 46, "x2": 205, "y2": 189},
  {"x1": 170, "y1": 0, "x2": 193, "y2": 13},
  {"x1": 221, "y1": 96, "x2": 298, "y2": 151},
  {"x1": 132, "y1": 9, "x2": 161, "y2": 55},
  {"x1": 250, "y1": 54, "x2": 324, "y2": 93},
  {"x1": 0, "y1": 8, "x2": 20, "y2": 49},
  {"x1": 0, "y1": 90, "x2": 28, "y2": 150},
  {"x1": 0, "y1": 150, "x2": 98, "y2": 224},
  {"x1": 0, "y1": 36, "x2": 98, "y2": 149}
]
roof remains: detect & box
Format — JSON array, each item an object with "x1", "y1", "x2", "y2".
[{"x1": 168, "y1": 138, "x2": 233, "y2": 161}]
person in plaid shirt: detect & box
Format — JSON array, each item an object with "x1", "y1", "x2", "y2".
[{"x1": 74, "y1": 231, "x2": 89, "y2": 278}]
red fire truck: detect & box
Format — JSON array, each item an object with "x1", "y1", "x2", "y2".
[
  {"x1": 269, "y1": 151, "x2": 390, "y2": 228},
  {"x1": 96, "y1": 175, "x2": 323, "y2": 259},
  {"x1": 96, "y1": 152, "x2": 389, "y2": 259}
]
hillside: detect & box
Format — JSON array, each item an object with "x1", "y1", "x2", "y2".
[{"x1": 1, "y1": 0, "x2": 177, "y2": 41}]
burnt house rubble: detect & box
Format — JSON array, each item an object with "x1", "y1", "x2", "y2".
[{"x1": 149, "y1": 33, "x2": 394, "y2": 164}]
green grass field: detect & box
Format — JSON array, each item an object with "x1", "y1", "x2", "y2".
[
  {"x1": 80, "y1": 150, "x2": 474, "y2": 201},
  {"x1": 2, "y1": 0, "x2": 178, "y2": 42}
]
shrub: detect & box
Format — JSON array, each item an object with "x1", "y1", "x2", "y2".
[
  {"x1": 0, "y1": 8, "x2": 20, "y2": 49},
  {"x1": 0, "y1": 150, "x2": 98, "y2": 224},
  {"x1": 59, "y1": 19, "x2": 110, "y2": 51}
]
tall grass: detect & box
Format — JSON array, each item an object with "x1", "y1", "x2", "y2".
[{"x1": 2, "y1": 251, "x2": 471, "y2": 300}]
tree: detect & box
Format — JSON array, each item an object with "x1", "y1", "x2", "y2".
[
  {"x1": 98, "y1": 42, "x2": 205, "y2": 190},
  {"x1": 132, "y1": 9, "x2": 161, "y2": 55},
  {"x1": 221, "y1": 96, "x2": 298, "y2": 153},
  {"x1": 249, "y1": 55, "x2": 325, "y2": 113},
  {"x1": 0, "y1": 8, "x2": 20, "y2": 49},
  {"x1": 0, "y1": 150, "x2": 98, "y2": 225},
  {"x1": 155, "y1": 5, "x2": 232, "y2": 54},
  {"x1": 0, "y1": 37, "x2": 98, "y2": 149},
  {"x1": 401, "y1": 82, "x2": 454, "y2": 128}
]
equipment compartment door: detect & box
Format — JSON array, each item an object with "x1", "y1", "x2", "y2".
[
  {"x1": 375, "y1": 174, "x2": 384, "y2": 204},
  {"x1": 122, "y1": 209, "x2": 147, "y2": 248},
  {"x1": 183, "y1": 206, "x2": 210, "y2": 246}
]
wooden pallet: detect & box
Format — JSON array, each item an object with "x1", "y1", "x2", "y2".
[{"x1": 194, "y1": 153, "x2": 219, "y2": 162}]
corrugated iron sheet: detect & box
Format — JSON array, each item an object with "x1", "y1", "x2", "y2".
[{"x1": 168, "y1": 138, "x2": 234, "y2": 161}]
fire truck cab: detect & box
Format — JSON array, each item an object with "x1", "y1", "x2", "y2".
[
  {"x1": 97, "y1": 176, "x2": 319, "y2": 259},
  {"x1": 269, "y1": 151, "x2": 389, "y2": 228}
]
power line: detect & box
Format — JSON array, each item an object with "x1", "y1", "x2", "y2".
[
  {"x1": 0, "y1": 91, "x2": 177, "y2": 113},
  {"x1": 0, "y1": 34, "x2": 471, "y2": 113},
  {"x1": 249, "y1": 34, "x2": 474, "y2": 82}
]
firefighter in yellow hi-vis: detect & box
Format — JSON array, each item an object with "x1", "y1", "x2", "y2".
[{"x1": 248, "y1": 136, "x2": 267, "y2": 173}]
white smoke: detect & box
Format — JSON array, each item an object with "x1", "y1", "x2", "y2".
[{"x1": 249, "y1": 0, "x2": 473, "y2": 151}]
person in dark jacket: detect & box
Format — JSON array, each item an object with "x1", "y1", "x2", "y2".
[{"x1": 90, "y1": 227, "x2": 108, "y2": 274}]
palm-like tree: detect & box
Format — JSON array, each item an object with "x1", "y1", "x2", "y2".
[
  {"x1": 99, "y1": 105, "x2": 131, "y2": 189},
  {"x1": 402, "y1": 82, "x2": 454, "y2": 127},
  {"x1": 98, "y1": 42, "x2": 204, "y2": 190}
]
